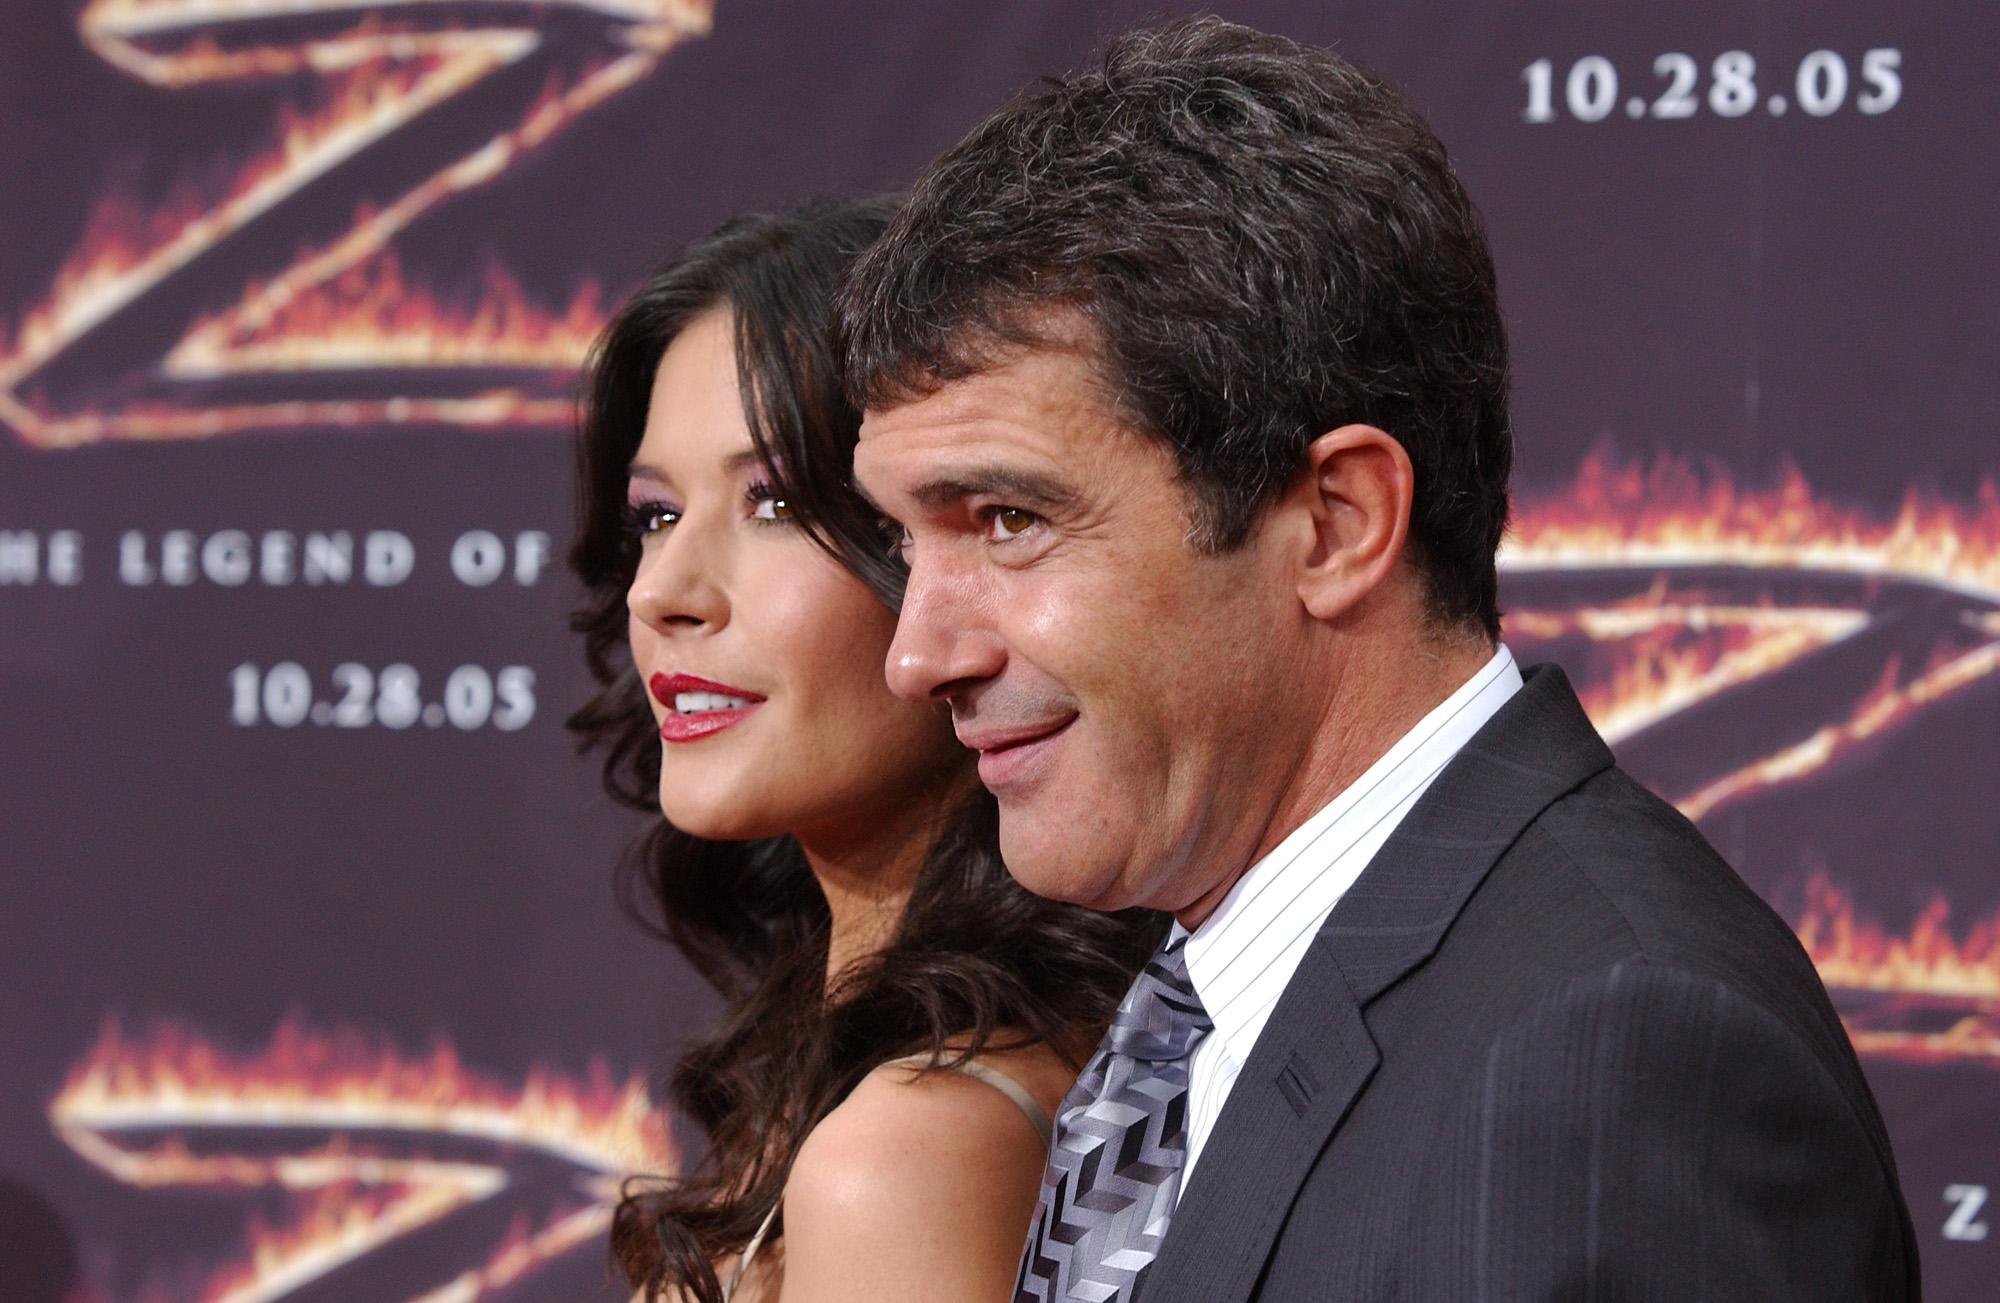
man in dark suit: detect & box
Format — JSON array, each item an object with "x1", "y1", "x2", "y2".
[{"x1": 843, "y1": 16, "x2": 1918, "y2": 1301}]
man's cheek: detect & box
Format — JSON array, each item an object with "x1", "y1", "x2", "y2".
[{"x1": 1015, "y1": 578, "x2": 1083, "y2": 653}]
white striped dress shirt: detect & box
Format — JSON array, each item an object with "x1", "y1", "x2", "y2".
[{"x1": 1175, "y1": 644, "x2": 1523, "y2": 1188}]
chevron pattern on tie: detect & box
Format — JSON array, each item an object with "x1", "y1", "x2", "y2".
[{"x1": 1015, "y1": 935, "x2": 1212, "y2": 1303}]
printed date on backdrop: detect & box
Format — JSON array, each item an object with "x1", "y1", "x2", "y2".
[
  {"x1": 1523, "y1": 49, "x2": 1901, "y2": 123},
  {"x1": 230, "y1": 663, "x2": 536, "y2": 732}
]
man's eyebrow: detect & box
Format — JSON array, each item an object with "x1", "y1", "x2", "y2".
[{"x1": 907, "y1": 466, "x2": 1078, "y2": 513}]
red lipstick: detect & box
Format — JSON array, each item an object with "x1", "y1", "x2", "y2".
[{"x1": 649, "y1": 672, "x2": 767, "y2": 743}]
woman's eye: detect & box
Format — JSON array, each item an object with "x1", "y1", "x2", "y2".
[
  {"x1": 628, "y1": 503, "x2": 680, "y2": 538},
  {"x1": 744, "y1": 479, "x2": 793, "y2": 523},
  {"x1": 987, "y1": 507, "x2": 1039, "y2": 541},
  {"x1": 877, "y1": 517, "x2": 912, "y2": 557}
]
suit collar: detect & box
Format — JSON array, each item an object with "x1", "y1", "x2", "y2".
[
  {"x1": 1319, "y1": 662, "x2": 1613, "y2": 1004},
  {"x1": 1143, "y1": 664, "x2": 1612, "y2": 1303},
  {"x1": 1177, "y1": 645, "x2": 1521, "y2": 1072}
]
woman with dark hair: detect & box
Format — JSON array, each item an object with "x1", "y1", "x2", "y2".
[{"x1": 569, "y1": 198, "x2": 1162, "y2": 1302}]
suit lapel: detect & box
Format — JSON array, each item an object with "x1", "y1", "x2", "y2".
[
  {"x1": 1319, "y1": 665, "x2": 1612, "y2": 1004},
  {"x1": 1143, "y1": 935, "x2": 1376, "y2": 1303},
  {"x1": 1142, "y1": 665, "x2": 1613, "y2": 1303}
]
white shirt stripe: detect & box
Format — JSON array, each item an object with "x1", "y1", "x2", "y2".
[{"x1": 1176, "y1": 644, "x2": 1523, "y2": 1187}]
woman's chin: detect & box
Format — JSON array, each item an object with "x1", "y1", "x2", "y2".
[{"x1": 658, "y1": 791, "x2": 787, "y2": 843}]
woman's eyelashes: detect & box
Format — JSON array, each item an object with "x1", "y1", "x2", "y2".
[
  {"x1": 744, "y1": 479, "x2": 794, "y2": 524},
  {"x1": 622, "y1": 479, "x2": 791, "y2": 542},
  {"x1": 874, "y1": 515, "x2": 913, "y2": 562},
  {"x1": 624, "y1": 497, "x2": 681, "y2": 539}
]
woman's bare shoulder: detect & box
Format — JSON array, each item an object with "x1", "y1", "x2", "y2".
[
  {"x1": 773, "y1": 1048, "x2": 1066, "y2": 1301},
  {"x1": 789, "y1": 1050, "x2": 1053, "y2": 1207}
]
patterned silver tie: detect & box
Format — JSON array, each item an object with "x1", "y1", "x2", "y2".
[{"x1": 1015, "y1": 934, "x2": 1213, "y2": 1303}]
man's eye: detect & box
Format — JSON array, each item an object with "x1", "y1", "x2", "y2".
[
  {"x1": 878, "y1": 517, "x2": 912, "y2": 555},
  {"x1": 987, "y1": 507, "x2": 1039, "y2": 541}
]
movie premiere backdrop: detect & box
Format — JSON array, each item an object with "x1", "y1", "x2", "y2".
[{"x1": 2, "y1": 0, "x2": 1994, "y2": 1298}]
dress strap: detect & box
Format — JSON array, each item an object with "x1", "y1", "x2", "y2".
[
  {"x1": 723, "y1": 1198, "x2": 781, "y2": 1300},
  {"x1": 883, "y1": 1054, "x2": 1053, "y2": 1146}
]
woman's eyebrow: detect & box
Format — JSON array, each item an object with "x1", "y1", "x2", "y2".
[{"x1": 628, "y1": 448, "x2": 769, "y2": 484}]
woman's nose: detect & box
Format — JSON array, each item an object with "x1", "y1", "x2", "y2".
[{"x1": 627, "y1": 526, "x2": 729, "y2": 635}]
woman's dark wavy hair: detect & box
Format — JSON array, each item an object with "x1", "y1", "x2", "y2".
[{"x1": 568, "y1": 198, "x2": 1165, "y2": 1302}]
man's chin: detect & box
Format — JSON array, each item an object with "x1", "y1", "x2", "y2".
[{"x1": 998, "y1": 828, "x2": 1122, "y2": 910}]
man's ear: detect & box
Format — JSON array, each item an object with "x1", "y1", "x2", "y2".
[{"x1": 1292, "y1": 424, "x2": 1413, "y2": 621}]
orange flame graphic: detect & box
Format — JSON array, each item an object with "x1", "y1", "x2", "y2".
[
  {"x1": 6, "y1": 391, "x2": 575, "y2": 445},
  {"x1": 1676, "y1": 640, "x2": 2000, "y2": 822},
  {"x1": 153, "y1": 46, "x2": 659, "y2": 381},
  {"x1": 4, "y1": 0, "x2": 714, "y2": 446},
  {"x1": 1508, "y1": 594, "x2": 1866, "y2": 743},
  {"x1": 1793, "y1": 874, "x2": 2000, "y2": 1070},
  {"x1": 53, "y1": 1016, "x2": 673, "y2": 1301},
  {"x1": 82, "y1": 0, "x2": 708, "y2": 28},
  {"x1": 1504, "y1": 450, "x2": 2000, "y2": 604},
  {"x1": 166, "y1": 249, "x2": 604, "y2": 374},
  {"x1": 1844, "y1": 1019, "x2": 2000, "y2": 1068},
  {"x1": 1, "y1": 43, "x2": 515, "y2": 390},
  {"x1": 55, "y1": 1129, "x2": 507, "y2": 1199},
  {"x1": 1503, "y1": 455, "x2": 2000, "y2": 810},
  {"x1": 405, "y1": 1205, "x2": 616, "y2": 1303},
  {"x1": 53, "y1": 1015, "x2": 669, "y2": 1172},
  {"x1": 205, "y1": 1182, "x2": 478, "y2": 1303},
  {"x1": 1798, "y1": 874, "x2": 2000, "y2": 1000}
]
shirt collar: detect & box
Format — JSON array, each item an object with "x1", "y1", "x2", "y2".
[{"x1": 1174, "y1": 645, "x2": 1523, "y2": 1056}]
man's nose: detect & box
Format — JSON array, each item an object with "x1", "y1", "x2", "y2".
[{"x1": 883, "y1": 561, "x2": 1005, "y2": 703}]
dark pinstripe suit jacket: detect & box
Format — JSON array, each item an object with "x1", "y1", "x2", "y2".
[{"x1": 1144, "y1": 664, "x2": 1919, "y2": 1302}]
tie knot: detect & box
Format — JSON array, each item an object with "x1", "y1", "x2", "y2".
[{"x1": 1105, "y1": 935, "x2": 1212, "y2": 1062}]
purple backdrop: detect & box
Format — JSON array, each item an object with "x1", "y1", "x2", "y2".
[{"x1": 4, "y1": 2, "x2": 1995, "y2": 1298}]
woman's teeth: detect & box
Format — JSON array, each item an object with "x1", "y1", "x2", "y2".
[{"x1": 675, "y1": 691, "x2": 753, "y2": 714}]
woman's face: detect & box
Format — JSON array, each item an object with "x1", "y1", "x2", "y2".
[{"x1": 625, "y1": 309, "x2": 970, "y2": 847}]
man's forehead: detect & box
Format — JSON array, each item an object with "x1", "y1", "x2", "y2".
[
  {"x1": 852, "y1": 406, "x2": 1071, "y2": 509},
  {"x1": 859, "y1": 346, "x2": 1119, "y2": 449}
]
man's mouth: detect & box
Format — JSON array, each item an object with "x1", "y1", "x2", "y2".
[
  {"x1": 958, "y1": 717, "x2": 1076, "y2": 791},
  {"x1": 649, "y1": 672, "x2": 766, "y2": 742}
]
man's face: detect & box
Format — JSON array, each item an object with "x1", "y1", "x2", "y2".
[{"x1": 853, "y1": 344, "x2": 1320, "y2": 915}]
